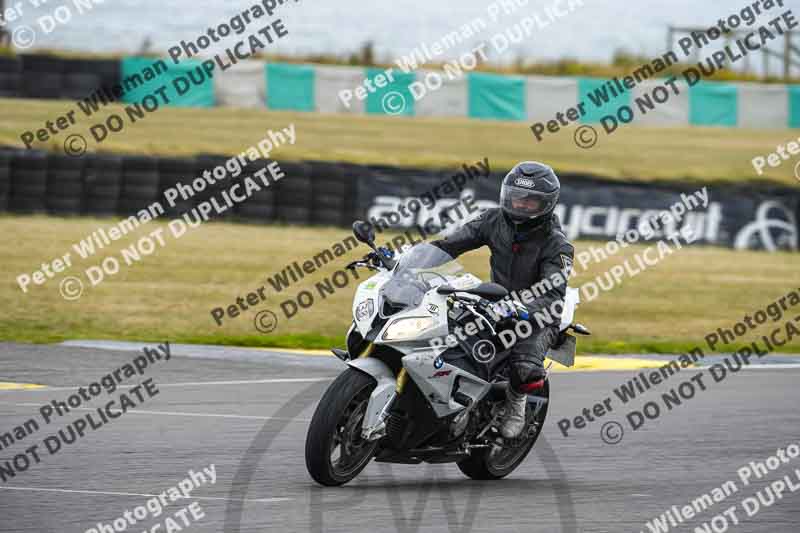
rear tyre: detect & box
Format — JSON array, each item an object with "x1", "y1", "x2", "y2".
[
  {"x1": 457, "y1": 380, "x2": 550, "y2": 480},
  {"x1": 305, "y1": 368, "x2": 379, "y2": 486}
]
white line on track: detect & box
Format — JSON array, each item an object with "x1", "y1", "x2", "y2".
[
  {"x1": 731, "y1": 364, "x2": 800, "y2": 369},
  {"x1": 1, "y1": 403, "x2": 312, "y2": 422},
  {"x1": 0, "y1": 485, "x2": 291, "y2": 503},
  {"x1": 0, "y1": 377, "x2": 332, "y2": 393}
]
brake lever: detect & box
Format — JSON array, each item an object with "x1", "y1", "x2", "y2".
[{"x1": 461, "y1": 301, "x2": 497, "y2": 336}]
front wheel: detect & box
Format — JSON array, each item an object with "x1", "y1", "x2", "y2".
[
  {"x1": 457, "y1": 380, "x2": 550, "y2": 480},
  {"x1": 305, "y1": 368, "x2": 379, "y2": 486}
]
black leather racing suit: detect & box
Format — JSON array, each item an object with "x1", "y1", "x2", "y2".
[{"x1": 432, "y1": 208, "x2": 575, "y2": 391}]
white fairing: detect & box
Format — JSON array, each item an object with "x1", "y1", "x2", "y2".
[
  {"x1": 402, "y1": 353, "x2": 491, "y2": 418},
  {"x1": 559, "y1": 287, "x2": 580, "y2": 331},
  {"x1": 352, "y1": 269, "x2": 482, "y2": 340},
  {"x1": 352, "y1": 271, "x2": 391, "y2": 337}
]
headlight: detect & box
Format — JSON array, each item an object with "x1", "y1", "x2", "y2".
[
  {"x1": 355, "y1": 299, "x2": 375, "y2": 321},
  {"x1": 382, "y1": 317, "x2": 437, "y2": 341}
]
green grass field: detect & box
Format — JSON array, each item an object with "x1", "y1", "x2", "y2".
[
  {"x1": 2, "y1": 216, "x2": 798, "y2": 355},
  {"x1": 1, "y1": 98, "x2": 798, "y2": 187}
]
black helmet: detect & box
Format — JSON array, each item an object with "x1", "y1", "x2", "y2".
[{"x1": 500, "y1": 161, "x2": 560, "y2": 223}]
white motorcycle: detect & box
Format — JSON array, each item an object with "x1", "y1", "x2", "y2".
[{"x1": 305, "y1": 221, "x2": 589, "y2": 486}]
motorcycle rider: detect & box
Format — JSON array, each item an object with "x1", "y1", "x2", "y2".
[{"x1": 432, "y1": 161, "x2": 574, "y2": 439}]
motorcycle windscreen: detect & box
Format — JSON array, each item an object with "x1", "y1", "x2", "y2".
[{"x1": 381, "y1": 243, "x2": 461, "y2": 310}]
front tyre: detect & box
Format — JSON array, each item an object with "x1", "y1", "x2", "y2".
[{"x1": 305, "y1": 368, "x2": 379, "y2": 486}]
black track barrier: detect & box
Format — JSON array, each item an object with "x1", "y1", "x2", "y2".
[
  {"x1": 234, "y1": 157, "x2": 276, "y2": 224},
  {"x1": 8, "y1": 150, "x2": 48, "y2": 214},
  {"x1": 84, "y1": 154, "x2": 124, "y2": 216},
  {"x1": 309, "y1": 161, "x2": 352, "y2": 227},
  {"x1": 274, "y1": 161, "x2": 312, "y2": 225},
  {"x1": 61, "y1": 58, "x2": 121, "y2": 102},
  {"x1": 46, "y1": 153, "x2": 85, "y2": 216},
  {"x1": 0, "y1": 57, "x2": 22, "y2": 98},
  {"x1": 0, "y1": 147, "x2": 796, "y2": 253},
  {"x1": 21, "y1": 71, "x2": 62, "y2": 100},
  {"x1": 194, "y1": 154, "x2": 239, "y2": 221},
  {"x1": 160, "y1": 156, "x2": 199, "y2": 218},
  {"x1": 20, "y1": 54, "x2": 64, "y2": 100},
  {"x1": 119, "y1": 155, "x2": 160, "y2": 216},
  {"x1": 0, "y1": 148, "x2": 12, "y2": 212}
]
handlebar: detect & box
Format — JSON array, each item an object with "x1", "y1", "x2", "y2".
[
  {"x1": 345, "y1": 259, "x2": 379, "y2": 271},
  {"x1": 447, "y1": 293, "x2": 530, "y2": 329},
  {"x1": 346, "y1": 249, "x2": 393, "y2": 272}
]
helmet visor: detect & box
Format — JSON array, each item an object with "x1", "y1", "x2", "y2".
[{"x1": 500, "y1": 185, "x2": 558, "y2": 221}]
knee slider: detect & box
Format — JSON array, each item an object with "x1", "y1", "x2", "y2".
[{"x1": 509, "y1": 360, "x2": 545, "y2": 391}]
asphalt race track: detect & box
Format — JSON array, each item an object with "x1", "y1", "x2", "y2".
[{"x1": 1, "y1": 342, "x2": 799, "y2": 533}]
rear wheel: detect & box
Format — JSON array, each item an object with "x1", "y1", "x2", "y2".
[
  {"x1": 457, "y1": 381, "x2": 550, "y2": 480},
  {"x1": 305, "y1": 368, "x2": 379, "y2": 486}
]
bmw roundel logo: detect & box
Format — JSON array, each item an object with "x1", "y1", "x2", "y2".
[{"x1": 433, "y1": 357, "x2": 444, "y2": 369}]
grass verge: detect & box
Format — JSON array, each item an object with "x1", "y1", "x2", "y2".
[
  {"x1": 1, "y1": 99, "x2": 798, "y2": 187},
  {"x1": 1, "y1": 215, "x2": 798, "y2": 355}
]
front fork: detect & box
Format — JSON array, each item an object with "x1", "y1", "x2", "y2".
[{"x1": 346, "y1": 354, "x2": 408, "y2": 442}]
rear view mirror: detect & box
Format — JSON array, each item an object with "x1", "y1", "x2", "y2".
[{"x1": 352, "y1": 220, "x2": 375, "y2": 245}]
